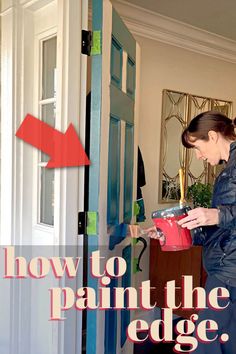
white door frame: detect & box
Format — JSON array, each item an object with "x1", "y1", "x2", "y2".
[{"x1": 1, "y1": 0, "x2": 88, "y2": 353}]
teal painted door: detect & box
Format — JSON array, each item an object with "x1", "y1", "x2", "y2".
[{"x1": 87, "y1": 0, "x2": 139, "y2": 353}]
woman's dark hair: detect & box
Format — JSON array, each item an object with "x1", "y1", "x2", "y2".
[{"x1": 182, "y1": 110, "x2": 236, "y2": 148}]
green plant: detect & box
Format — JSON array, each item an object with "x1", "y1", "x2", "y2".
[{"x1": 187, "y1": 182, "x2": 213, "y2": 208}]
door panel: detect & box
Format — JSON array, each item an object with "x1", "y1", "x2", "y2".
[
  {"x1": 120, "y1": 245, "x2": 132, "y2": 348},
  {"x1": 110, "y1": 85, "x2": 134, "y2": 124},
  {"x1": 104, "y1": 276, "x2": 119, "y2": 354},
  {"x1": 124, "y1": 124, "x2": 134, "y2": 223},
  {"x1": 127, "y1": 57, "x2": 136, "y2": 98},
  {"x1": 87, "y1": 0, "x2": 139, "y2": 353},
  {"x1": 111, "y1": 38, "x2": 123, "y2": 88},
  {"x1": 107, "y1": 117, "x2": 121, "y2": 225}
]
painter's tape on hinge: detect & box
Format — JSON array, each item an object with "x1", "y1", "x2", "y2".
[
  {"x1": 91, "y1": 31, "x2": 102, "y2": 55},
  {"x1": 133, "y1": 257, "x2": 139, "y2": 274},
  {"x1": 87, "y1": 211, "x2": 98, "y2": 235},
  {"x1": 133, "y1": 201, "x2": 140, "y2": 217}
]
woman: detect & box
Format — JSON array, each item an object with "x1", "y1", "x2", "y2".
[{"x1": 151, "y1": 110, "x2": 236, "y2": 353}]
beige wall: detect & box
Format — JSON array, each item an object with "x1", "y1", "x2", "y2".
[{"x1": 135, "y1": 35, "x2": 236, "y2": 227}]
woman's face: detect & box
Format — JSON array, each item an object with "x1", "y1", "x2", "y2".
[{"x1": 191, "y1": 137, "x2": 221, "y2": 166}]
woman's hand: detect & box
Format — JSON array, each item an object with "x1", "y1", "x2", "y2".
[
  {"x1": 144, "y1": 226, "x2": 165, "y2": 245},
  {"x1": 178, "y1": 207, "x2": 220, "y2": 230}
]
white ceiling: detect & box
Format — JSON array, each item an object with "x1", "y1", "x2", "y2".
[{"x1": 124, "y1": 0, "x2": 236, "y2": 41}]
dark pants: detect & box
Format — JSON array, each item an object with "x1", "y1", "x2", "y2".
[{"x1": 193, "y1": 275, "x2": 236, "y2": 354}]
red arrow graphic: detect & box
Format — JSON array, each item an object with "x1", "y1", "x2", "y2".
[{"x1": 16, "y1": 114, "x2": 91, "y2": 168}]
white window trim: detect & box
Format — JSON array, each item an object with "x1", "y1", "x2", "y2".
[{"x1": 32, "y1": 27, "x2": 57, "y2": 238}]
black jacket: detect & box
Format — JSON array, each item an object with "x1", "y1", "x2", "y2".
[{"x1": 192, "y1": 141, "x2": 236, "y2": 286}]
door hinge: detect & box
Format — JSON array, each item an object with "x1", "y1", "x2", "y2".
[
  {"x1": 81, "y1": 30, "x2": 101, "y2": 56},
  {"x1": 78, "y1": 211, "x2": 98, "y2": 235}
]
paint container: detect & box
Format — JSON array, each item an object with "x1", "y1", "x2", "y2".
[{"x1": 152, "y1": 205, "x2": 192, "y2": 251}]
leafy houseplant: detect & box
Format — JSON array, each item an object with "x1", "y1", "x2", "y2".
[{"x1": 187, "y1": 182, "x2": 213, "y2": 208}]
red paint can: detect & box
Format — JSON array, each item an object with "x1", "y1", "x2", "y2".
[{"x1": 152, "y1": 205, "x2": 192, "y2": 251}]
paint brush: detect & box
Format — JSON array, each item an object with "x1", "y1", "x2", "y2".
[{"x1": 179, "y1": 168, "x2": 185, "y2": 207}]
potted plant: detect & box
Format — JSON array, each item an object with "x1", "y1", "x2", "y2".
[{"x1": 187, "y1": 182, "x2": 213, "y2": 208}]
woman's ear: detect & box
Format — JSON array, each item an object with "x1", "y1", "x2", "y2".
[{"x1": 208, "y1": 130, "x2": 218, "y2": 143}]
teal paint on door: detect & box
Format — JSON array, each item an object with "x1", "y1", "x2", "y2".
[
  {"x1": 105, "y1": 6, "x2": 137, "y2": 354},
  {"x1": 112, "y1": 8, "x2": 136, "y2": 60},
  {"x1": 86, "y1": 0, "x2": 103, "y2": 353},
  {"x1": 127, "y1": 57, "x2": 136, "y2": 99},
  {"x1": 104, "y1": 269, "x2": 118, "y2": 354},
  {"x1": 111, "y1": 37, "x2": 123, "y2": 89},
  {"x1": 89, "y1": 1, "x2": 137, "y2": 353},
  {"x1": 107, "y1": 116, "x2": 121, "y2": 225},
  {"x1": 120, "y1": 245, "x2": 132, "y2": 348},
  {"x1": 123, "y1": 123, "x2": 134, "y2": 223},
  {"x1": 110, "y1": 85, "x2": 134, "y2": 124}
]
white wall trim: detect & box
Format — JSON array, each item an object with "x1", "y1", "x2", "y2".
[
  {"x1": 0, "y1": 7, "x2": 14, "y2": 16},
  {"x1": 20, "y1": 0, "x2": 53, "y2": 10},
  {"x1": 113, "y1": 0, "x2": 236, "y2": 64},
  {"x1": 0, "y1": 0, "x2": 55, "y2": 13}
]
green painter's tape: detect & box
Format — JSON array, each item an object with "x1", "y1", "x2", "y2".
[
  {"x1": 133, "y1": 257, "x2": 139, "y2": 274},
  {"x1": 87, "y1": 211, "x2": 97, "y2": 235},
  {"x1": 91, "y1": 31, "x2": 102, "y2": 55},
  {"x1": 133, "y1": 201, "x2": 140, "y2": 216}
]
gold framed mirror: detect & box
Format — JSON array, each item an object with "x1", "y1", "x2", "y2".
[{"x1": 159, "y1": 89, "x2": 233, "y2": 203}]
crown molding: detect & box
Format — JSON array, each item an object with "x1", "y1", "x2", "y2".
[
  {"x1": 112, "y1": 0, "x2": 236, "y2": 64},
  {"x1": 1, "y1": 0, "x2": 55, "y2": 15}
]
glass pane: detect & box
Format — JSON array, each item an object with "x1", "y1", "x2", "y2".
[
  {"x1": 211, "y1": 99, "x2": 232, "y2": 116},
  {"x1": 40, "y1": 168, "x2": 54, "y2": 225},
  {"x1": 40, "y1": 36, "x2": 56, "y2": 226},
  {"x1": 160, "y1": 90, "x2": 187, "y2": 201},
  {"x1": 42, "y1": 36, "x2": 57, "y2": 99},
  {"x1": 187, "y1": 95, "x2": 211, "y2": 186},
  {"x1": 164, "y1": 91, "x2": 187, "y2": 120},
  {"x1": 188, "y1": 96, "x2": 211, "y2": 119},
  {"x1": 165, "y1": 117, "x2": 183, "y2": 178},
  {"x1": 187, "y1": 149, "x2": 207, "y2": 186},
  {"x1": 41, "y1": 103, "x2": 56, "y2": 162}
]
